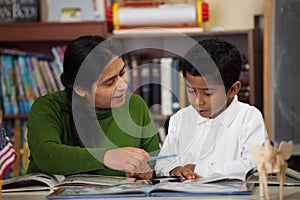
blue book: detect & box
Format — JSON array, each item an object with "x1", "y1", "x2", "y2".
[
  {"x1": 13, "y1": 58, "x2": 28, "y2": 114},
  {"x1": 18, "y1": 56, "x2": 35, "y2": 112},
  {"x1": 1, "y1": 55, "x2": 15, "y2": 114},
  {"x1": 46, "y1": 182, "x2": 254, "y2": 199}
]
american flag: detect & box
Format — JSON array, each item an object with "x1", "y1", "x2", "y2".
[{"x1": 0, "y1": 126, "x2": 16, "y2": 179}]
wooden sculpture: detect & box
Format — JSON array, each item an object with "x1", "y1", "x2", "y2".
[{"x1": 249, "y1": 136, "x2": 293, "y2": 200}]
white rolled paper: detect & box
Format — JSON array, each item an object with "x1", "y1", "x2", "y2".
[{"x1": 117, "y1": 4, "x2": 197, "y2": 26}]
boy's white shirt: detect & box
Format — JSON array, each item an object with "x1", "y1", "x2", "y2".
[{"x1": 155, "y1": 96, "x2": 267, "y2": 178}]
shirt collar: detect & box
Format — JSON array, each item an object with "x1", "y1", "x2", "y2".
[{"x1": 196, "y1": 95, "x2": 241, "y2": 127}]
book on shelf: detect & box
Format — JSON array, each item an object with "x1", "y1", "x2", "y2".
[
  {"x1": 47, "y1": 181, "x2": 253, "y2": 199},
  {"x1": 150, "y1": 58, "x2": 161, "y2": 115},
  {"x1": 1, "y1": 55, "x2": 18, "y2": 115},
  {"x1": 1, "y1": 173, "x2": 137, "y2": 193},
  {"x1": 17, "y1": 56, "x2": 35, "y2": 111},
  {"x1": 0, "y1": 0, "x2": 40, "y2": 22},
  {"x1": 140, "y1": 61, "x2": 152, "y2": 107},
  {"x1": 171, "y1": 58, "x2": 181, "y2": 113},
  {"x1": 128, "y1": 54, "x2": 142, "y2": 95}
]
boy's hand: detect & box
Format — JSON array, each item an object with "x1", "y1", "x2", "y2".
[
  {"x1": 126, "y1": 171, "x2": 153, "y2": 180},
  {"x1": 169, "y1": 165, "x2": 201, "y2": 181}
]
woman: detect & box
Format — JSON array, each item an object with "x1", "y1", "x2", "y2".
[{"x1": 26, "y1": 35, "x2": 160, "y2": 179}]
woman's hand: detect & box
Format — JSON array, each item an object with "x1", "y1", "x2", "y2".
[
  {"x1": 103, "y1": 147, "x2": 152, "y2": 179},
  {"x1": 170, "y1": 165, "x2": 201, "y2": 181}
]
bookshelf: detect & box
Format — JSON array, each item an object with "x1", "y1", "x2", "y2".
[
  {"x1": 0, "y1": 22, "x2": 109, "y2": 178},
  {"x1": 0, "y1": 21, "x2": 108, "y2": 121},
  {"x1": 1, "y1": 25, "x2": 262, "y2": 118},
  {"x1": 117, "y1": 29, "x2": 262, "y2": 111}
]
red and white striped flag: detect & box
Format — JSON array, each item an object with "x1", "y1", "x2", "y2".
[{"x1": 0, "y1": 127, "x2": 16, "y2": 179}]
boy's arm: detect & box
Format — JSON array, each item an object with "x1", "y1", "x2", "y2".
[{"x1": 155, "y1": 117, "x2": 180, "y2": 176}]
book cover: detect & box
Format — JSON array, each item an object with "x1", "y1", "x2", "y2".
[
  {"x1": 2, "y1": 173, "x2": 136, "y2": 193},
  {"x1": 0, "y1": 0, "x2": 40, "y2": 22},
  {"x1": 47, "y1": 181, "x2": 254, "y2": 199}
]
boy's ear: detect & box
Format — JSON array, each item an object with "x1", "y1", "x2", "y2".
[
  {"x1": 229, "y1": 81, "x2": 241, "y2": 98},
  {"x1": 74, "y1": 86, "x2": 88, "y2": 97}
]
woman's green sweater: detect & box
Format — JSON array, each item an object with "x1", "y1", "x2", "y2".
[{"x1": 26, "y1": 90, "x2": 160, "y2": 176}]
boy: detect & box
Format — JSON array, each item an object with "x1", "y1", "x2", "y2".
[{"x1": 155, "y1": 39, "x2": 267, "y2": 180}]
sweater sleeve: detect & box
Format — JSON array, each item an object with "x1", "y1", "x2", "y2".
[
  {"x1": 131, "y1": 94, "x2": 160, "y2": 170},
  {"x1": 27, "y1": 97, "x2": 109, "y2": 175}
]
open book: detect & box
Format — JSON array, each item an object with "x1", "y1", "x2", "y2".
[
  {"x1": 47, "y1": 181, "x2": 254, "y2": 199},
  {"x1": 186, "y1": 167, "x2": 300, "y2": 186},
  {"x1": 1, "y1": 173, "x2": 136, "y2": 193}
]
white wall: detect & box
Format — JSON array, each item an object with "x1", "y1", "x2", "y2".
[{"x1": 203, "y1": 0, "x2": 264, "y2": 30}]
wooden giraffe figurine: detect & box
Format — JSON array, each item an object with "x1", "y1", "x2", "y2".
[{"x1": 249, "y1": 136, "x2": 293, "y2": 200}]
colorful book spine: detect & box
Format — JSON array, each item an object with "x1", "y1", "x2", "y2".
[
  {"x1": 1, "y1": 55, "x2": 18, "y2": 114},
  {"x1": 30, "y1": 56, "x2": 48, "y2": 96},
  {"x1": 49, "y1": 61, "x2": 64, "y2": 90},
  {"x1": 17, "y1": 56, "x2": 35, "y2": 110},
  {"x1": 51, "y1": 46, "x2": 64, "y2": 74},
  {"x1": 13, "y1": 58, "x2": 28, "y2": 114},
  {"x1": 43, "y1": 60, "x2": 59, "y2": 92},
  {"x1": 26, "y1": 56, "x2": 40, "y2": 98},
  {"x1": 38, "y1": 60, "x2": 53, "y2": 94}
]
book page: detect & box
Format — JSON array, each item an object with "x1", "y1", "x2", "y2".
[
  {"x1": 185, "y1": 172, "x2": 247, "y2": 184},
  {"x1": 55, "y1": 174, "x2": 136, "y2": 188},
  {"x1": 2, "y1": 173, "x2": 65, "y2": 192}
]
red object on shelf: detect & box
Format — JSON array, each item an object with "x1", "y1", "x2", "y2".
[
  {"x1": 202, "y1": 2, "x2": 209, "y2": 21},
  {"x1": 106, "y1": 1, "x2": 210, "y2": 27}
]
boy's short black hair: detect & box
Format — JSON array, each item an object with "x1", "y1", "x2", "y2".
[{"x1": 182, "y1": 38, "x2": 242, "y2": 91}]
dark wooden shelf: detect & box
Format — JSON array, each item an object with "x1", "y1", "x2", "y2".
[
  {"x1": 112, "y1": 29, "x2": 253, "y2": 39},
  {"x1": 0, "y1": 21, "x2": 108, "y2": 42},
  {"x1": 2, "y1": 114, "x2": 29, "y2": 120}
]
